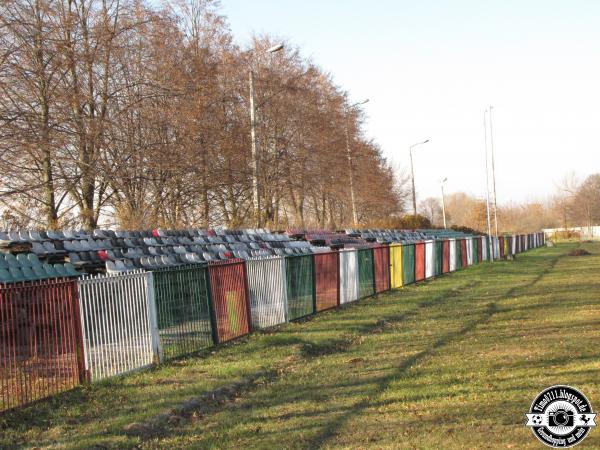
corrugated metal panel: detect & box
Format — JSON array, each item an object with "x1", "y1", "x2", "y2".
[
  {"x1": 449, "y1": 239, "x2": 457, "y2": 272},
  {"x1": 246, "y1": 257, "x2": 287, "y2": 328},
  {"x1": 425, "y1": 240, "x2": 435, "y2": 278},
  {"x1": 389, "y1": 244, "x2": 403, "y2": 288},
  {"x1": 153, "y1": 265, "x2": 213, "y2": 358},
  {"x1": 0, "y1": 279, "x2": 83, "y2": 412},
  {"x1": 499, "y1": 236, "x2": 505, "y2": 258},
  {"x1": 481, "y1": 236, "x2": 488, "y2": 261},
  {"x1": 373, "y1": 246, "x2": 390, "y2": 293},
  {"x1": 314, "y1": 252, "x2": 339, "y2": 312},
  {"x1": 208, "y1": 259, "x2": 251, "y2": 343},
  {"x1": 460, "y1": 239, "x2": 468, "y2": 268},
  {"x1": 339, "y1": 249, "x2": 359, "y2": 303},
  {"x1": 357, "y1": 248, "x2": 375, "y2": 298},
  {"x1": 476, "y1": 237, "x2": 482, "y2": 263},
  {"x1": 442, "y1": 240, "x2": 450, "y2": 273},
  {"x1": 466, "y1": 238, "x2": 473, "y2": 266},
  {"x1": 78, "y1": 271, "x2": 158, "y2": 381},
  {"x1": 415, "y1": 242, "x2": 426, "y2": 281},
  {"x1": 285, "y1": 255, "x2": 315, "y2": 320},
  {"x1": 402, "y1": 244, "x2": 416, "y2": 284}
]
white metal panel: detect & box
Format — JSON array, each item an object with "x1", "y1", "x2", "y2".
[
  {"x1": 78, "y1": 270, "x2": 157, "y2": 381},
  {"x1": 481, "y1": 236, "x2": 488, "y2": 261},
  {"x1": 449, "y1": 239, "x2": 457, "y2": 271},
  {"x1": 339, "y1": 249, "x2": 359, "y2": 304},
  {"x1": 246, "y1": 257, "x2": 287, "y2": 329},
  {"x1": 425, "y1": 240, "x2": 435, "y2": 278},
  {"x1": 465, "y1": 238, "x2": 472, "y2": 265}
]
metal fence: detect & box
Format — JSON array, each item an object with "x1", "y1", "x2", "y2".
[
  {"x1": 425, "y1": 241, "x2": 435, "y2": 279},
  {"x1": 373, "y1": 246, "x2": 390, "y2": 293},
  {"x1": 285, "y1": 255, "x2": 315, "y2": 320},
  {"x1": 0, "y1": 279, "x2": 83, "y2": 412},
  {"x1": 208, "y1": 260, "x2": 251, "y2": 343},
  {"x1": 314, "y1": 252, "x2": 339, "y2": 312},
  {"x1": 415, "y1": 242, "x2": 426, "y2": 281},
  {"x1": 339, "y1": 249, "x2": 359, "y2": 304},
  {"x1": 153, "y1": 265, "x2": 213, "y2": 358},
  {"x1": 357, "y1": 249, "x2": 375, "y2": 298},
  {"x1": 246, "y1": 257, "x2": 288, "y2": 328},
  {"x1": 78, "y1": 271, "x2": 158, "y2": 381},
  {"x1": 389, "y1": 244, "x2": 403, "y2": 288}
]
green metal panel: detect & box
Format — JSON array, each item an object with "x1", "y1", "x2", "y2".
[
  {"x1": 402, "y1": 244, "x2": 416, "y2": 285},
  {"x1": 435, "y1": 241, "x2": 443, "y2": 276},
  {"x1": 357, "y1": 248, "x2": 375, "y2": 298},
  {"x1": 152, "y1": 265, "x2": 213, "y2": 360},
  {"x1": 285, "y1": 255, "x2": 315, "y2": 321},
  {"x1": 473, "y1": 238, "x2": 479, "y2": 264},
  {"x1": 455, "y1": 241, "x2": 462, "y2": 270}
]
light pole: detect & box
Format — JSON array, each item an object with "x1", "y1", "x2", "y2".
[
  {"x1": 483, "y1": 109, "x2": 494, "y2": 260},
  {"x1": 489, "y1": 106, "x2": 499, "y2": 238},
  {"x1": 345, "y1": 99, "x2": 369, "y2": 227},
  {"x1": 409, "y1": 139, "x2": 430, "y2": 216},
  {"x1": 249, "y1": 44, "x2": 284, "y2": 228},
  {"x1": 440, "y1": 177, "x2": 448, "y2": 229}
]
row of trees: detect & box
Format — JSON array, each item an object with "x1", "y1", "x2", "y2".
[
  {"x1": 417, "y1": 173, "x2": 600, "y2": 233},
  {"x1": 0, "y1": 0, "x2": 404, "y2": 230}
]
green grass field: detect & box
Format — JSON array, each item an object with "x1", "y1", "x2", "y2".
[{"x1": 2, "y1": 242, "x2": 600, "y2": 449}]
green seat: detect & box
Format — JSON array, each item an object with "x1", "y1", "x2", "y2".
[
  {"x1": 0, "y1": 268, "x2": 12, "y2": 283},
  {"x1": 33, "y1": 265, "x2": 49, "y2": 279},
  {"x1": 21, "y1": 265, "x2": 38, "y2": 281},
  {"x1": 16, "y1": 253, "x2": 31, "y2": 267},
  {"x1": 43, "y1": 263, "x2": 60, "y2": 278},
  {"x1": 8, "y1": 267, "x2": 25, "y2": 281},
  {"x1": 54, "y1": 264, "x2": 68, "y2": 277},
  {"x1": 5, "y1": 254, "x2": 19, "y2": 267},
  {"x1": 27, "y1": 254, "x2": 42, "y2": 266},
  {"x1": 63, "y1": 263, "x2": 80, "y2": 277}
]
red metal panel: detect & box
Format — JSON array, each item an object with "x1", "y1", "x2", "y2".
[
  {"x1": 477, "y1": 237, "x2": 483, "y2": 262},
  {"x1": 442, "y1": 240, "x2": 450, "y2": 273},
  {"x1": 415, "y1": 242, "x2": 426, "y2": 281},
  {"x1": 314, "y1": 252, "x2": 339, "y2": 312},
  {"x1": 0, "y1": 279, "x2": 83, "y2": 413},
  {"x1": 208, "y1": 259, "x2": 251, "y2": 344},
  {"x1": 460, "y1": 239, "x2": 468, "y2": 267},
  {"x1": 499, "y1": 236, "x2": 505, "y2": 258},
  {"x1": 373, "y1": 246, "x2": 390, "y2": 293}
]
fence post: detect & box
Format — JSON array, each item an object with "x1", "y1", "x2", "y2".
[{"x1": 145, "y1": 271, "x2": 162, "y2": 364}]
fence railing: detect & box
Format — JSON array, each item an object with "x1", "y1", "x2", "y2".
[
  {"x1": 78, "y1": 271, "x2": 158, "y2": 381},
  {"x1": 0, "y1": 232, "x2": 546, "y2": 413},
  {"x1": 0, "y1": 279, "x2": 83, "y2": 412}
]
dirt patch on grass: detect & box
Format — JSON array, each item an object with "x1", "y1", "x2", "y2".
[{"x1": 568, "y1": 249, "x2": 591, "y2": 256}]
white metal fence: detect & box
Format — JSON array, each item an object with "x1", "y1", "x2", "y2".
[
  {"x1": 78, "y1": 271, "x2": 159, "y2": 381},
  {"x1": 246, "y1": 257, "x2": 288, "y2": 329},
  {"x1": 425, "y1": 241, "x2": 435, "y2": 278},
  {"x1": 339, "y1": 249, "x2": 359, "y2": 304}
]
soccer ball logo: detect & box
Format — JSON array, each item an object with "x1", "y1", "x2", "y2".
[{"x1": 532, "y1": 415, "x2": 543, "y2": 425}]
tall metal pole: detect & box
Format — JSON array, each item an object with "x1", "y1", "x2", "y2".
[
  {"x1": 249, "y1": 70, "x2": 261, "y2": 227},
  {"x1": 483, "y1": 109, "x2": 494, "y2": 260},
  {"x1": 489, "y1": 106, "x2": 499, "y2": 238},
  {"x1": 441, "y1": 180, "x2": 447, "y2": 229},
  {"x1": 344, "y1": 112, "x2": 359, "y2": 227},
  {"x1": 410, "y1": 147, "x2": 417, "y2": 216}
]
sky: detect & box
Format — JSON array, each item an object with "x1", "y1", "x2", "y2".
[{"x1": 219, "y1": 0, "x2": 600, "y2": 205}]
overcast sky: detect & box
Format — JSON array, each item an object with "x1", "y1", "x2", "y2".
[{"x1": 220, "y1": 0, "x2": 600, "y2": 205}]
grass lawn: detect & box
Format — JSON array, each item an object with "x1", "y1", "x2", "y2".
[{"x1": 2, "y1": 242, "x2": 600, "y2": 449}]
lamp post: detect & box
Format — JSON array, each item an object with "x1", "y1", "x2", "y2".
[
  {"x1": 489, "y1": 106, "x2": 499, "y2": 238},
  {"x1": 249, "y1": 44, "x2": 284, "y2": 228},
  {"x1": 409, "y1": 139, "x2": 430, "y2": 216},
  {"x1": 440, "y1": 177, "x2": 448, "y2": 229},
  {"x1": 483, "y1": 109, "x2": 494, "y2": 260},
  {"x1": 345, "y1": 99, "x2": 369, "y2": 227}
]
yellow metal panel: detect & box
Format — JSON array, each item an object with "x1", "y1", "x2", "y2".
[{"x1": 390, "y1": 244, "x2": 403, "y2": 288}]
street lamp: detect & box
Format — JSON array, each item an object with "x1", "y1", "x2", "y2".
[
  {"x1": 249, "y1": 43, "x2": 284, "y2": 228},
  {"x1": 440, "y1": 177, "x2": 448, "y2": 229},
  {"x1": 345, "y1": 99, "x2": 369, "y2": 227},
  {"x1": 409, "y1": 139, "x2": 430, "y2": 216}
]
